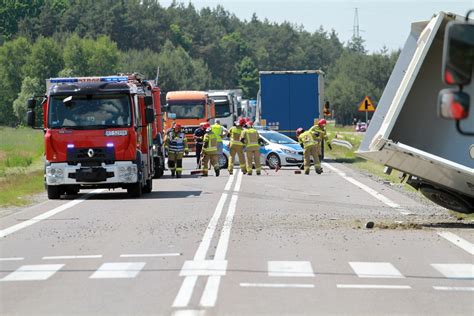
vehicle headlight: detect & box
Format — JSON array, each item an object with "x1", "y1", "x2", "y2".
[
  {"x1": 281, "y1": 148, "x2": 297, "y2": 155},
  {"x1": 46, "y1": 167, "x2": 65, "y2": 184},
  {"x1": 118, "y1": 165, "x2": 138, "y2": 183}
]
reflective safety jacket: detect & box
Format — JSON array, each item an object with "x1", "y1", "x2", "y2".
[
  {"x1": 241, "y1": 128, "x2": 260, "y2": 149},
  {"x1": 165, "y1": 131, "x2": 188, "y2": 153},
  {"x1": 228, "y1": 126, "x2": 244, "y2": 146},
  {"x1": 309, "y1": 125, "x2": 328, "y2": 143},
  {"x1": 203, "y1": 132, "x2": 218, "y2": 154},
  {"x1": 298, "y1": 131, "x2": 316, "y2": 149},
  {"x1": 211, "y1": 123, "x2": 224, "y2": 143}
]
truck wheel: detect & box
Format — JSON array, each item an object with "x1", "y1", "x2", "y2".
[
  {"x1": 127, "y1": 182, "x2": 142, "y2": 198},
  {"x1": 143, "y1": 179, "x2": 153, "y2": 194},
  {"x1": 47, "y1": 185, "x2": 62, "y2": 200},
  {"x1": 420, "y1": 186, "x2": 473, "y2": 214},
  {"x1": 266, "y1": 153, "x2": 281, "y2": 169}
]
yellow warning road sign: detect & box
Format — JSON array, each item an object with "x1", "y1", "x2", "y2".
[{"x1": 358, "y1": 96, "x2": 376, "y2": 112}]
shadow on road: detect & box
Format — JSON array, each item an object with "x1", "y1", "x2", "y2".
[{"x1": 140, "y1": 190, "x2": 202, "y2": 199}]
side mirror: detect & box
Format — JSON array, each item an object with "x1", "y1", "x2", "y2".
[
  {"x1": 442, "y1": 22, "x2": 474, "y2": 85},
  {"x1": 27, "y1": 110, "x2": 36, "y2": 127},
  {"x1": 27, "y1": 98, "x2": 36, "y2": 109},
  {"x1": 145, "y1": 108, "x2": 155, "y2": 124},
  {"x1": 438, "y1": 89, "x2": 470, "y2": 120},
  {"x1": 144, "y1": 96, "x2": 153, "y2": 106}
]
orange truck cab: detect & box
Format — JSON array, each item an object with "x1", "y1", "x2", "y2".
[
  {"x1": 164, "y1": 91, "x2": 215, "y2": 152},
  {"x1": 26, "y1": 74, "x2": 161, "y2": 199}
]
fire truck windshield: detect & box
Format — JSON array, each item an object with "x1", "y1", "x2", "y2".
[
  {"x1": 167, "y1": 102, "x2": 205, "y2": 119},
  {"x1": 48, "y1": 94, "x2": 132, "y2": 129}
]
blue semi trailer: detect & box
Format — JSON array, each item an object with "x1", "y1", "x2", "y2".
[{"x1": 256, "y1": 70, "x2": 325, "y2": 137}]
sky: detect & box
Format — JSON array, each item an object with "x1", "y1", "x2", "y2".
[{"x1": 158, "y1": 0, "x2": 473, "y2": 53}]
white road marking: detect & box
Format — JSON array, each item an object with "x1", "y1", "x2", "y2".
[
  {"x1": 173, "y1": 276, "x2": 198, "y2": 308},
  {"x1": 1, "y1": 264, "x2": 64, "y2": 281},
  {"x1": 433, "y1": 286, "x2": 474, "y2": 292},
  {"x1": 180, "y1": 260, "x2": 227, "y2": 276},
  {"x1": 268, "y1": 261, "x2": 315, "y2": 277},
  {"x1": 0, "y1": 189, "x2": 104, "y2": 238},
  {"x1": 89, "y1": 262, "x2": 145, "y2": 279},
  {"x1": 438, "y1": 232, "x2": 474, "y2": 255},
  {"x1": 200, "y1": 276, "x2": 221, "y2": 307},
  {"x1": 337, "y1": 284, "x2": 411, "y2": 290},
  {"x1": 322, "y1": 163, "x2": 404, "y2": 211},
  {"x1": 431, "y1": 264, "x2": 474, "y2": 279},
  {"x1": 43, "y1": 255, "x2": 102, "y2": 260},
  {"x1": 172, "y1": 310, "x2": 206, "y2": 316},
  {"x1": 224, "y1": 173, "x2": 235, "y2": 191},
  {"x1": 173, "y1": 172, "x2": 238, "y2": 308},
  {"x1": 349, "y1": 262, "x2": 404, "y2": 278},
  {"x1": 0, "y1": 257, "x2": 24, "y2": 261},
  {"x1": 240, "y1": 283, "x2": 315, "y2": 289},
  {"x1": 214, "y1": 194, "x2": 239, "y2": 260},
  {"x1": 233, "y1": 168, "x2": 243, "y2": 192},
  {"x1": 200, "y1": 172, "x2": 243, "y2": 307},
  {"x1": 120, "y1": 253, "x2": 181, "y2": 258}
]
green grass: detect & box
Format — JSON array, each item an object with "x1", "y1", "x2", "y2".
[{"x1": 0, "y1": 127, "x2": 45, "y2": 207}]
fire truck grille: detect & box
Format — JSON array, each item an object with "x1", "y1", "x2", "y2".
[{"x1": 67, "y1": 147, "x2": 115, "y2": 166}]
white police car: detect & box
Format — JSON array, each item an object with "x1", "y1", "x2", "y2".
[{"x1": 220, "y1": 129, "x2": 304, "y2": 169}]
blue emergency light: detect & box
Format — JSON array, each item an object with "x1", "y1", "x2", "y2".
[{"x1": 49, "y1": 76, "x2": 128, "y2": 84}]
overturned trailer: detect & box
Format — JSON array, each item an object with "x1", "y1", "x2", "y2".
[{"x1": 357, "y1": 12, "x2": 474, "y2": 214}]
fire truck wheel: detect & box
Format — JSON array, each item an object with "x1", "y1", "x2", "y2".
[
  {"x1": 127, "y1": 182, "x2": 142, "y2": 198},
  {"x1": 47, "y1": 185, "x2": 62, "y2": 200},
  {"x1": 143, "y1": 179, "x2": 153, "y2": 193}
]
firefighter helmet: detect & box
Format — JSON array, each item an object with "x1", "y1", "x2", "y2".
[
  {"x1": 318, "y1": 119, "x2": 327, "y2": 127},
  {"x1": 246, "y1": 121, "x2": 253, "y2": 127},
  {"x1": 238, "y1": 118, "x2": 246, "y2": 126},
  {"x1": 174, "y1": 124, "x2": 182, "y2": 131},
  {"x1": 296, "y1": 127, "x2": 304, "y2": 136}
]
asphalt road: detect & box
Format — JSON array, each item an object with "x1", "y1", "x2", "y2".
[{"x1": 0, "y1": 158, "x2": 473, "y2": 315}]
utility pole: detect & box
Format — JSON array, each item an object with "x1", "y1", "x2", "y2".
[{"x1": 353, "y1": 8, "x2": 360, "y2": 38}]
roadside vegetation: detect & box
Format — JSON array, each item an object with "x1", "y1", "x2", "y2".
[{"x1": 0, "y1": 127, "x2": 44, "y2": 207}]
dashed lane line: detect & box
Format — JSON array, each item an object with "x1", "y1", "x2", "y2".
[
  {"x1": 43, "y1": 255, "x2": 103, "y2": 260},
  {"x1": 0, "y1": 189, "x2": 105, "y2": 239},
  {"x1": 0, "y1": 257, "x2": 24, "y2": 261},
  {"x1": 337, "y1": 284, "x2": 412, "y2": 290},
  {"x1": 240, "y1": 283, "x2": 315, "y2": 289},
  {"x1": 120, "y1": 253, "x2": 182, "y2": 258}
]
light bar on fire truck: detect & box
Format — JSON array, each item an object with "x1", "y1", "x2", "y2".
[{"x1": 46, "y1": 76, "x2": 129, "y2": 90}]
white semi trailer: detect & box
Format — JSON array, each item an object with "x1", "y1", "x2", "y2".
[{"x1": 357, "y1": 11, "x2": 474, "y2": 214}]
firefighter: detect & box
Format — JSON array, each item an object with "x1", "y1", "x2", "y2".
[
  {"x1": 240, "y1": 121, "x2": 261, "y2": 175},
  {"x1": 164, "y1": 124, "x2": 188, "y2": 178},
  {"x1": 194, "y1": 122, "x2": 206, "y2": 169},
  {"x1": 227, "y1": 118, "x2": 247, "y2": 175},
  {"x1": 201, "y1": 123, "x2": 220, "y2": 177},
  {"x1": 296, "y1": 127, "x2": 322, "y2": 175},
  {"x1": 211, "y1": 119, "x2": 227, "y2": 155},
  {"x1": 309, "y1": 119, "x2": 332, "y2": 159}
]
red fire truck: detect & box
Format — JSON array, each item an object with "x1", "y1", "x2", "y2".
[{"x1": 26, "y1": 74, "x2": 161, "y2": 199}]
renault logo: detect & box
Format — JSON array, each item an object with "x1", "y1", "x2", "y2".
[{"x1": 87, "y1": 148, "x2": 95, "y2": 158}]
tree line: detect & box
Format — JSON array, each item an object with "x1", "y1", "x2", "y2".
[{"x1": 0, "y1": 0, "x2": 399, "y2": 126}]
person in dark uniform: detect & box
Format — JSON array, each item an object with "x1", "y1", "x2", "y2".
[{"x1": 194, "y1": 122, "x2": 206, "y2": 169}]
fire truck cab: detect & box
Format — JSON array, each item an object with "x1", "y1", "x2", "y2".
[{"x1": 27, "y1": 74, "x2": 160, "y2": 199}]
